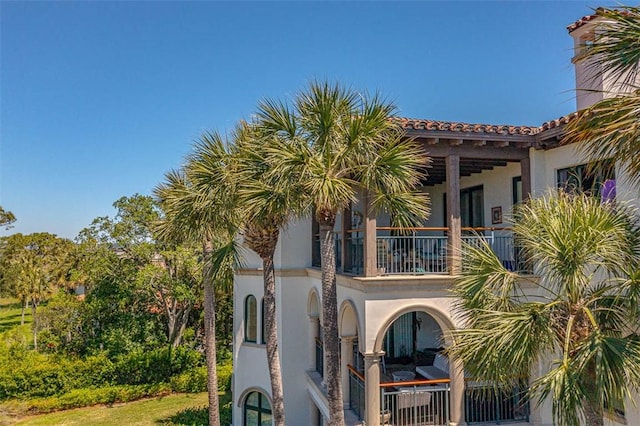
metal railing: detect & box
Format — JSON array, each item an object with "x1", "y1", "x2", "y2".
[
  {"x1": 464, "y1": 379, "x2": 530, "y2": 424},
  {"x1": 315, "y1": 338, "x2": 323, "y2": 377},
  {"x1": 314, "y1": 227, "x2": 530, "y2": 276},
  {"x1": 381, "y1": 379, "x2": 451, "y2": 426},
  {"x1": 348, "y1": 365, "x2": 451, "y2": 426},
  {"x1": 377, "y1": 232, "x2": 448, "y2": 275},
  {"x1": 348, "y1": 365, "x2": 365, "y2": 420}
]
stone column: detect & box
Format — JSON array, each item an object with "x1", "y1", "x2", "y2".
[
  {"x1": 309, "y1": 316, "x2": 319, "y2": 371},
  {"x1": 364, "y1": 352, "x2": 382, "y2": 426},
  {"x1": 341, "y1": 336, "x2": 356, "y2": 408},
  {"x1": 446, "y1": 155, "x2": 461, "y2": 274},
  {"x1": 449, "y1": 358, "x2": 466, "y2": 426}
]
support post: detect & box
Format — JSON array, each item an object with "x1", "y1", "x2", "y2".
[
  {"x1": 364, "y1": 352, "x2": 382, "y2": 426},
  {"x1": 363, "y1": 192, "x2": 377, "y2": 277},
  {"x1": 446, "y1": 155, "x2": 462, "y2": 275},
  {"x1": 449, "y1": 358, "x2": 466, "y2": 426},
  {"x1": 342, "y1": 204, "x2": 352, "y2": 273},
  {"x1": 341, "y1": 335, "x2": 356, "y2": 408}
]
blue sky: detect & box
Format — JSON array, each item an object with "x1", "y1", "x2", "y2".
[{"x1": 1, "y1": 1, "x2": 613, "y2": 239}]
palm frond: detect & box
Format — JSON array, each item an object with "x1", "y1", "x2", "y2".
[
  {"x1": 531, "y1": 361, "x2": 586, "y2": 426},
  {"x1": 563, "y1": 90, "x2": 640, "y2": 184},
  {"x1": 576, "y1": 7, "x2": 640, "y2": 90}
]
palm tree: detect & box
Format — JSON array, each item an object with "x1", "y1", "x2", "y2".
[
  {"x1": 231, "y1": 120, "x2": 308, "y2": 426},
  {"x1": 448, "y1": 191, "x2": 640, "y2": 426},
  {"x1": 265, "y1": 81, "x2": 430, "y2": 425},
  {"x1": 564, "y1": 6, "x2": 640, "y2": 183},
  {"x1": 155, "y1": 132, "x2": 239, "y2": 426}
]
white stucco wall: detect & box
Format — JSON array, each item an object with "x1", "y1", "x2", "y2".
[{"x1": 425, "y1": 162, "x2": 522, "y2": 227}]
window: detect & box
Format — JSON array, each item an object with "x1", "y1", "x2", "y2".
[
  {"x1": 512, "y1": 176, "x2": 522, "y2": 205},
  {"x1": 261, "y1": 298, "x2": 266, "y2": 344},
  {"x1": 461, "y1": 186, "x2": 484, "y2": 229},
  {"x1": 557, "y1": 162, "x2": 615, "y2": 199},
  {"x1": 442, "y1": 185, "x2": 484, "y2": 230},
  {"x1": 244, "y1": 295, "x2": 257, "y2": 343},
  {"x1": 244, "y1": 391, "x2": 272, "y2": 426}
]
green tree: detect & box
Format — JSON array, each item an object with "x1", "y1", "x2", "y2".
[
  {"x1": 564, "y1": 6, "x2": 640, "y2": 183},
  {"x1": 0, "y1": 233, "x2": 74, "y2": 349},
  {"x1": 155, "y1": 133, "x2": 239, "y2": 426},
  {"x1": 79, "y1": 194, "x2": 201, "y2": 350},
  {"x1": 448, "y1": 192, "x2": 640, "y2": 426},
  {"x1": 231, "y1": 119, "x2": 308, "y2": 425},
  {"x1": 0, "y1": 206, "x2": 16, "y2": 229},
  {"x1": 267, "y1": 81, "x2": 430, "y2": 425}
]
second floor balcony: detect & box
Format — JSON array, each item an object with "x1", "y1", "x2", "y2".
[{"x1": 312, "y1": 226, "x2": 529, "y2": 277}]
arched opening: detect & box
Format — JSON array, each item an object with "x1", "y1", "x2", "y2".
[
  {"x1": 382, "y1": 310, "x2": 443, "y2": 370},
  {"x1": 243, "y1": 390, "x2": 272, "y2": 425},
  {"x1": 307, "y1": 288, "x2": 322, "y2": 375}
]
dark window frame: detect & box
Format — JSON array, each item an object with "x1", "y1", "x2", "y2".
[{"x1": 244, "y1": 295, "x2": 257, "y2": 343}]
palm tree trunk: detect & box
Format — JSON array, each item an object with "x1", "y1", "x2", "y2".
[
  {"x1": 583, "y1": 400, "x2": 604, "y2": 426},
  {"x1": 21, "y1": 299, "x2": 27, "y2": 325},
  {"x1": 31, "y1": 302, "x2": 37, "y2": 351},
  {"x1": 319, "y1": 221, "x2": 345, "y2": 426},
  {"x1": 203, "y1": 239, "x2": 221, "y2": 426},
  {"x1": 263, "y1": 255, "x2": 285, "y2": 426},
  {"x1": 583, "y1": 366, "x2": 604, "y2": 426}
]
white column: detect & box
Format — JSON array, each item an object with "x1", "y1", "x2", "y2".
[
  {"x1": 449, "y1": 358, "x2": 466, "y2": 426},
  {"x1": 364, "y1": 352, "x2": 382, "y2": 426},
  {"x1": 341, "y1": 336, "x2": 356, "y2": 408},
  {"x1": 446, "y1": 155, "x2": 461, "y2": 275}
]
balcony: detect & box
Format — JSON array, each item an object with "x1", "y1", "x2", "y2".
[
  {"x1": 348, "y1": 365, "x2": 529, "y2": 426},
  {"x1": 313, "y1": 227, "x2": 528, "y2": 276}
]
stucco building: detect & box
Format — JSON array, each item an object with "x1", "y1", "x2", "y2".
[{"x1": 232, "y1": 11, "x2": 640, "y2": 426}]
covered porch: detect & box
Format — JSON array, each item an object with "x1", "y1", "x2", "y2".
[
  {"x1": 312, "y1": 119, "x2": 549, "y2": 278},
  {"x1": 346, "y1": 309, "x2": 530, "y2": 426}
]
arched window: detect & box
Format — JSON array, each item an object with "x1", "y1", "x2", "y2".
[
  {"x1": 261, "y1": 298, "x2": 266, "y2": 344},
  {"x1": 244, "y1": 295, "x2": 257, "y2": 343},
  {"x1": 244, "y1": 391, "x2": 272, "y2": 425}
]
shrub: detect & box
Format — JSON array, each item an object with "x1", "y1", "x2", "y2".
[
  {"x1": 170, "y1": 367, "x2": 207, "y2": 393},
  {"x1": 217, "y1": 360, "x2": 233, "y2": 392},
  {"x1": 3, "y1": 384, "x2": 173, "y2": 415},
  {"x1": 115, "y1": 347, "x2": 204, "y2": 386},
  {"x1": 160, "y1": 406, "x2": 209, "y2": 425}
]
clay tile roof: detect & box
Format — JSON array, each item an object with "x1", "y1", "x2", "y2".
[
  {"x1": 539, "y1": 112, "x2": 579, "y2": 131},
  {"x1": 396, "y1": 117, "x2": 539, "y2": 136},
  {"x1": 567, "y1": 12, "x2": 599, "y2": 33}
]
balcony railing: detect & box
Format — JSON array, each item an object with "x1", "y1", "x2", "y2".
[
  {"x1": 381, "y1": 379, "x2": 451, "y2": 426},
  {"x1": 348, "y1": 365, "x2": 451, "y2": 426},
  {"x1": 347, "y1": 364, "x2": 529, "y2": 425},
  {"x1": 465, "y1": 379, "x2": 530, "y2": 424},
  {"x1": 313, "y1": 227, "x2": 529, "y2": 276},
  {"x1": 348, "y1": 366, "x2": 366, "y2": 420}
]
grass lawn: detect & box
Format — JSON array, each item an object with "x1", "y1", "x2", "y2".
[
  {"x1": 0, "y1": 298, "x2": 31, "y2": 333},
  {"x1": 13, "y1": 392, "x2": 228, "y2": 426}
]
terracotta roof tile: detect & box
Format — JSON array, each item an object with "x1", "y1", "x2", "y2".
[
  {"x1": 539, "y1": 112, "x2": 579, "y2": 131},
  {"x1": 567, "y1": 12, "x2": 599, "y2": 33},
  {"x1": 396, "y1": 118, "x2": 539, "y2": 135},
  {"x1": 396, "y1": 112, "x2": 580, "y2": 138}
]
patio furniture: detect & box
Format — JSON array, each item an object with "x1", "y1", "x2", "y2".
[
  {"x1": 396, "y1": 386, "x2": 432, "y2": 409},
  {"x1": 416, "y1": 353, "x2": 449, "y2": 380},
  {"x1": 392, "y1": 370, "x2": 416, "y2": 382}
]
